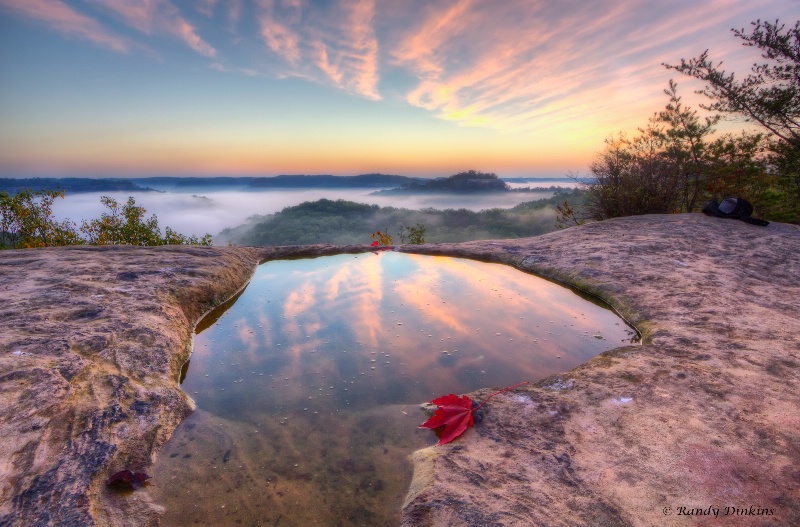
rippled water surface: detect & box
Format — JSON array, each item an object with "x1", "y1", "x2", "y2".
[{"x1": 150, "y1": 252, "x2": 637, "y2": 526}]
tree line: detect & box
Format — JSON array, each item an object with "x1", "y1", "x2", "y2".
[
  {"x1": 565, "y1": 18, "x2": 799, "y2": 225},
  {"x1": 219, "y1": 190, "x2": 583, "y2": 246}
]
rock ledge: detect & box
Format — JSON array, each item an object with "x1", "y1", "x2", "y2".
[{"x1": 1, "y1": 215, "x2": 798, "y2": 526}]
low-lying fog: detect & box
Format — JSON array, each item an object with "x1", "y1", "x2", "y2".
[{"x1": 51, "y1": 186, "x2": 573, "y2": 241}]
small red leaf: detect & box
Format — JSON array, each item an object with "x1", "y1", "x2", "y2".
[
  {"x1": 419, "y1": 393, "x2": 474, "y2": 445},
  {"x1": 419, "y1": 382, "x2": 529, "y2": 445}
]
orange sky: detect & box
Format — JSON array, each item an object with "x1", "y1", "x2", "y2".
[{"x1": 0, "y1": 0, "x2": 795, "y2": 177}]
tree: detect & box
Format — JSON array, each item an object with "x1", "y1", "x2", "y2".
[
  {"x1": 652, "y1": 80, "x2": 720, "y2": 212},
  {"x1": 407, "y1": 223, "x2": 426, "y2": 244},
  {"x1": 81, "y1": 196, "x2": 162, "y2": 246},
  {"x1": 554, "y1": 200, "x2": 585, "y2": 229},
  {"x1": 81, "y1": 196, "x2": 212, "y2": 246},
  {"x1": 665, "y1": 18, "x2": 800, "y2": 220},
  {"x1": 0, "y1": 190, "x2": 211, "y2": 249},
  {"x1": 580, "y1": 130, "x2": 684, "y2": 220},
  {"x1": 0, "y1": 189, "x2": 81, "y2": 248}
]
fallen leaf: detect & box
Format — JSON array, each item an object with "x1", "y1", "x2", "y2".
[
  {"x1": 106, "y1": 470, "x2": 151, "y2": 490},
  {"x1": 419, "y1": 381, "x2": 529, "y2": 445},
  {"x1": 419, "y1": 393, "x2": 474, "y2": 445}
]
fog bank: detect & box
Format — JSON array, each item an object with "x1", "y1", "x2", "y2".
[{"x1": 50, "y1": 188, "x2": 557, "y2": 241}]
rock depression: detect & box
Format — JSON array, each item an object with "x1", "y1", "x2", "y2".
[{"x1": 1, "y1": 214, "x2": 798, "y2": 526}]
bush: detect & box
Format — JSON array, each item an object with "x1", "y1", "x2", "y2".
[
  {"x1": 80, "y1": 196, "x2": 212, "y2": 246},
  {"x1": 0, "y1": 190, "x2": 81, "y2": 248},
  {"x1": 577, "y1": 82, "x2": 779, "y2": 222},
  {"x1": 0, "y1": 190, "x2": 211, "y2": 249}
]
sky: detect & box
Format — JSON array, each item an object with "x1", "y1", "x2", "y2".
[{"x1": 0, "y1": 0, "x2": 797, "y2": 178}]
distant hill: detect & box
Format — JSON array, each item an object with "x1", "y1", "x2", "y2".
[
  {"x1": 372, "y1": 170, "x2": 512, "y2": 194},
  {"x1": 1, "y1": 174, "x2": 426, "y2": 193},
  {"x1": 0, "y1": 178, "x2": 151, "y2": 194},
  {"x1": 135, "y1": 174, "x2": 423, "y2": 190},
  {"x1": 218, "y1": 189, "x2": 585, "y2": 246},
  {"x1": 1, "y1": 174, "x2": 582, "y2": 195}
]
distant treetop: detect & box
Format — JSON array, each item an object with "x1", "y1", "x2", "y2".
[{"x1": 378, "y1": 170, "x2": 510, "y2": 194}]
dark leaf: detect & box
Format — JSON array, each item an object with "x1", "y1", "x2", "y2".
[{"x1": 106, "y1": 470, "x2": 151, "y2": 490}]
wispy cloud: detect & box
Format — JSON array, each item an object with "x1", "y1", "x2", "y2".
[
  {"x1": 196, "y1": 0, "x2": 217, "y2": 17},
  {"x1": 0, "y1": 0, "x2": 130, "y2": 52},
  {"x1": 385, "y1": 0, "x2": 770, "y2": 132},
  {"x1": 209, "y1": 61, "x2": 260, "y2": 77},
  {"x1": 227, "y1": 0, "x2": 242, "y2": 27},
  {"x1": 93, "y1": 0, "x2": 217, "y2": 57},
  {"x1": 2, "y1": 0, "x2": 792, "y2": 136},
  {"x1": 257, "y1": 0, "x2": 302, "y2": 64},
  {"x1": 256, "y1": 0, "x2": 381, "y2": 100}
]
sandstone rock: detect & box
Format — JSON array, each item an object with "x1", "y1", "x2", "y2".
[
  {"x1": 1, "y1": 216, "x2": 798, "y2": 526},
  {"x1": 0, "y1": 243, "x2": 372, "y2": 526},
  {"x1": 397, "y1": 214, "x2": 800, "y2": 527}
]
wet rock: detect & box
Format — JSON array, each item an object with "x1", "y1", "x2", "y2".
[{"x1": 2, "y1": 220, "x2": 800, "y2": 526}]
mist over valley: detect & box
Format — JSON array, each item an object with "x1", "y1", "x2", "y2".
[{"x1": 28, "y1": 176, "x2": 579, "y2": 242}]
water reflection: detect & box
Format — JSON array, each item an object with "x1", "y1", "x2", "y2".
[{"x1": 151, "y1": 253, "x2": 637, "y2": 526}]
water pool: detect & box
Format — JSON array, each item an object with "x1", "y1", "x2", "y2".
[{"x1": 150, "y1": 252, "x2": 637, "y2": 526}]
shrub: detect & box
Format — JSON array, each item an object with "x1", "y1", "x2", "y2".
[
  {"x1": 0, "y1": 190, "x2": 81, "y2": 249},
  {"x1": 0, "y1": 190, "x2": 212, "y2": 249}
]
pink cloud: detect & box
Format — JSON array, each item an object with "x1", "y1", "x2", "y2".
[
  {"x1": 196, "y1": 0, "x2": 217, "y2": 17},
  {"x1": 386, "y1": 0, "x2": 785, "y2": 132},
  {"x1": 0, "y1": 0, "x2": 129, "y2": 52},
  {"x1": 256, "y1": 0, "x2": 381, "y2": 100},
  {"x1": 228, "y1": 0, "x2": 242, "y2": 26},
  {"x1": 94, "y1": 0, "x2": 217, "y2": 57},
  {"x1": 389, "y1": 0, "x2": 473, "y2": 78}
]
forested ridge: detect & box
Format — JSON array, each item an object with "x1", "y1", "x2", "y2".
[{"x1": 219, "y1": 189, "x2": 582, "y2": 246}]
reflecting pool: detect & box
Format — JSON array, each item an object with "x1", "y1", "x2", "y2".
[{"x1": 150, "y1": 252, "x2": 637, "y2": 526}]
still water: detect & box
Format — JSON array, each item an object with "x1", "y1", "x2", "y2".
[{"x1": 150, "y1": 252, "x2": 637, "y2": 526}]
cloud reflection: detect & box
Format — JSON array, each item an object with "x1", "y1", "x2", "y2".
[{"x1": 183, "y1": 252, "x2": 636, "y2": 419}]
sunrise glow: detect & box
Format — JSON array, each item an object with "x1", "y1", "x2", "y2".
[{"x1": 0, "y1": 0, "x2": 795, "y2": 178}]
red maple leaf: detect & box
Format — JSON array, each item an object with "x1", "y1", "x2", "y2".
[{"x1": 419, "y1": 381, "x2": 528, "y2": 445}]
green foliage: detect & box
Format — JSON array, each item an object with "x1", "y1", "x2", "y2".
[
  {"x1": 81, "y1": 196, "x2": 162, "y2": 246},
  {"x1": 581, "y1": 129, "x2": 685, "y2": 220},
  {"x1": 0, "y1": 190, "x2": 212, "y2": 249},
  {"x1": 407, "y1": 223, "x2": 426, "y2": 244},
  {"x1": 555, "y1": 201, "x2": 585, "y2": 229},
  {"x1": 0, "y1": 189, "x2": 81, "y2": 248},
  {"x1": 652, "y1": 80, "x2": 720, "y2": 212},
  {"x1": 80, "y1": 196, "x2": 212, "y2": 246},
  {"x1": 576, "y1": 18, "x2": 800, "y2": 224},
  {"x1": 580, "y1": 78, "x2": 792, "y2": 222},
  {"x1": 665, "y1": 18, "x2": 800, "y2": 222},
  {"x1": 377, "y1": 170, "x2": 509, "y2": 194},
  {"x1": 221, "y1": 191, "x2": 582, "y2": 246},
  {"x1": 397, "y1": 223, "x2": 426, "y2": 243},
  {"x1": 665, "y1": 19, "x2": 799, "y2": 145}
]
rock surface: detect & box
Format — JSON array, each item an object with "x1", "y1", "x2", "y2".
[
  {"x1": 0, "y1": 243, "x2": 374, "y2": 527},
  {"x1": 1, "y1": 215, "x2": 798, "y2": 526},
  {"x1": 397, "y1": 214, "x2": 800, "y2": 527}
]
